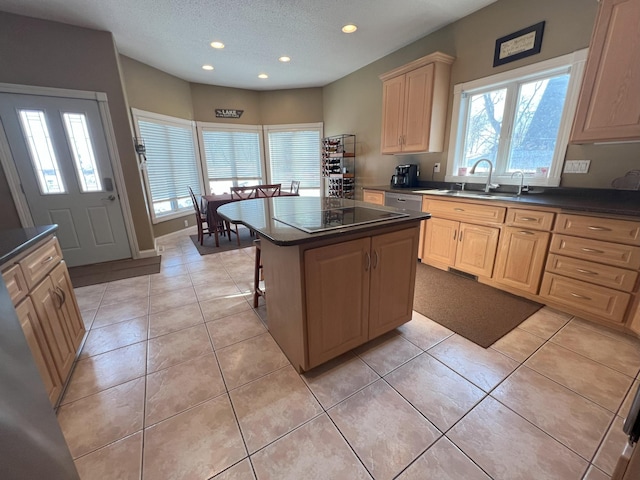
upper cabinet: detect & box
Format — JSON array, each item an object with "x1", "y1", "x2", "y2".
[
  {"x1": 380, "y1": 52, "x2": 455, "y2": 154},
  {"x1": 570, "y1": 0, "x2": 640, "y2": 143}
]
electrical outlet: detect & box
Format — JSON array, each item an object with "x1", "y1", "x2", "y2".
[
  {"x1": 433, "y1": 163, "x2": 441, "y2": 173},
  {"x1": 564, "y1": 160, "x2": 591, "y2": 173},
  {"x1": 184, "y1": 219, "x2": 189, "y2": 227}
]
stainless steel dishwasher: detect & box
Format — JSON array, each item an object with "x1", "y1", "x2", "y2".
[{"x1": 384, "y1": 191, "x2": 422, "y2": 212}]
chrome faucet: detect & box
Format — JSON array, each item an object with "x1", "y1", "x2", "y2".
[
  {"x1": 469, "y1": 158, "x2": 499, "y2": 192},
  {"x1": 511, "y1": 170, "x2": 525, "y2": 195}
]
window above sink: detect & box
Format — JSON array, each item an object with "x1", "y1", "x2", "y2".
[{"x1": 446, "y1": 50, "x2": 588, "y2": 188}]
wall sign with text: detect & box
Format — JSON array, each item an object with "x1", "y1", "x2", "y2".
[
  {"x1": 493, "y1": 21, "x2": 545, "y2": 67},
  {"x1": 215, "y1": 109, "x2": 244, "y2": 118}
]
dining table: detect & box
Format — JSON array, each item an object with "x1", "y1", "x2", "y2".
[{"x1": 201, "y1": 191, "x2": 298, "y2": 247}]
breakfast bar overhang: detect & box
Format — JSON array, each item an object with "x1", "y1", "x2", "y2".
[{"x1": 218, "y1": 196, "x2": 431, "y2": 372}]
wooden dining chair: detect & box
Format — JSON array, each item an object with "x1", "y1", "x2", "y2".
[
  {"x1": 289, "y1": 180, "x2": 300, "y2": 194},
  {"x1": 255, "y1": 183, "x2": 282, "y2": 197},
  {"x1": 188, "y1": 186, "x2": 211, "y2": 245},
  {"x1": 230, "y1": 186, "x2": 258, "y2": 199}
]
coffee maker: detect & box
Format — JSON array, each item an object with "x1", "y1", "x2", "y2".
[{"x1": 391, "y1": 164, "x2": 419, "y2": 188}]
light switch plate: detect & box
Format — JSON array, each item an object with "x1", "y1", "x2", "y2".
[{"x1": 564, "y1": 160, "x2": 591, "y2": 173}]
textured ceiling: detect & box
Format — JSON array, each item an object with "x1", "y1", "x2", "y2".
[{"x1": 0, "y1": 0, "x2": 496, "y2": 90}]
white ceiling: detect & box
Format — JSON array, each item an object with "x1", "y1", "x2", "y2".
[{"x1": 0, "y1": 0, "x2": 496, "y2": 90}]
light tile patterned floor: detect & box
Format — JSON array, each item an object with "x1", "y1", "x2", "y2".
[{"x1": 62, "y1": 228, "x2": 640, "y2": 480}]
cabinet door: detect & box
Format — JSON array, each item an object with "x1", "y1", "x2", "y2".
[
  {"x1": 494, "y1": 227, "x2": 550, "y2": 294},
  {"x1": 16, "y1": 298, "x2": 63, "y2": 406},
  {"x1": 455, "y1": 223, "x2": 500, "y2": 277},
  {"x1": 402, "y1": 63, "x2": 435, "y2": 153},
  {"x1": 369, "y1": 228, "x2": 420, "y2": 338},
  {"x1": 380, "y1": 76, "x2": 405, "y2": 154},
  {"x1": 422, "y1": 217, "x2": 458, "y2": 267},
  {"x1": 571, "y1": 0, "x2": 640, "y2": 142},
  {"x1": 30, "y1": 277, "x2": 75, "y2": 382},
  {"x1": 50, "y1": 261, "x2": 85, "y2": 351},
  {"x1": 305, "y1": 238, "x2": 370, "y2": 368}
]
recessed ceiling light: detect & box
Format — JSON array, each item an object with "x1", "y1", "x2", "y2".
[
  {"x1": 278, "y1": 56, "x2": 291, "y2": 63},
  {"x1": 202, "y1": 64, "x2": 214, "y2": 71},
  {"x1": 258, "y1": 73, "x2": 269, "y2": 79},
  {"x1": 342, "y1": 24, "x2": 357, "y2": 33},
  {"x1": 210, "y1": 41, "x2": 225, "y2": 49}
]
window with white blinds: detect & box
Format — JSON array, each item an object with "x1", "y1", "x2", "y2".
[
  {"x1": 264, "y1": 123, "x2": 322, "y2": 195},
  {"x1": 132, "y1": 109, "x2": 201, "y2": 222},
  {"x1": 197, "y1": 123, "x2": 264, "y2": 194}
]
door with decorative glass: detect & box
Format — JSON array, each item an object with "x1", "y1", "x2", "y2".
[{"x1": 0, "y1": 93, "x2": 130, "y2": 266}]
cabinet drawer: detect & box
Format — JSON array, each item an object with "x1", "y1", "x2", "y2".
[
  {"x1": 555, "y1": 214, "x2": 640, "y2": 245},
  {"x1": 2, "y1": 264, "x2": 28, "y2": 305},
  {"x1": 550, "y1": 234, "x2": 640, "y2": 269},
  {"x1": 540, "y1": 273, "x2": 630, "y2": 324},
  {"x1": 422, "y1": 199, "x2": 506, "y2": 224},
  {"x1": 363, "y1": 190, "x2": 385, "y2": 206},
  {"x1": 506, "y1": 209, "x2": 555, "y2": 231},
  {"x1": 19, "y1": 237, "x2": 62, "y2": 289},
  {"x1": 546, "y1": 253, "x2": 638, "y2": 292}
]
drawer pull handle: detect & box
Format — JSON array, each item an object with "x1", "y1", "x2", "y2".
[
  {"x1": 454, "y1": 208, "x2": 465, "y2": 212},
  {"x1": 587, "y1": 226, "x2": 611, "y2": 231},
  {"x1": 581, "y1": 247, "x2": 604, "y2": 254},
  {"x1": 56, "y1": 286, "x2": 67, "y2": 306},
  {"x1": 570, "y1": 292, "x2": 591, "y2": 301},
  {"x1": 520, "y1": 217, "x2": 537, "y2": 221},
  {"x1": 41, "y1": 256, "x2": 55, "y2": 265},
  {"x1": 575, "y1": 268, "x2": 597, "y2": 275},
  {"x1": 518, "y1": 231, "x2": 535, "y2": 235}
]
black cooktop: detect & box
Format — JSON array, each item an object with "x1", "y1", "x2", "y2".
[{"x1": 273, "y1": 206, "x2": 408, "y2": 233}]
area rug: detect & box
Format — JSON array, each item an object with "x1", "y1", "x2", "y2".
[
  {"x1": 189, "y1": 226, "x2": 257, "y2": 255},
  {"x1": 413, "y1": 263, "x2": 543, "y2": 348}
]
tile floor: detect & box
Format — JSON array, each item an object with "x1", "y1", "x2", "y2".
[{"x1": 62, "y1": 227, "x2": 640, "y2": 480}]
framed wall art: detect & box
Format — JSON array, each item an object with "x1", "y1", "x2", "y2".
[{"x1": 493, "y1": 21, "x2": 545, "y2": 67}]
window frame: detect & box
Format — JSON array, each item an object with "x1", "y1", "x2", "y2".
[
  {"x1": 446, "y1": 49, "x2": 588, "y2": 187},
  {"x1": 131, "y1": 108, "x2": 204, "y2": 224},
  {"x1": 263, "y1": 122, "x2": 323, "y2": 196},
  {"x1": 196, "y1": 122, "x2": 266, "y2": 195}
]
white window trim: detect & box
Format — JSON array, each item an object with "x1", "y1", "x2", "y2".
[
  {"x1": 262, "y1": 122, "x2": 324, "y2": 188},
  {"x1": 446, "y1": 49, "x2": 588, "y2": 187},
  {"x1": 196, "y1": 121, "x2": 266, "y2": 194},
  {"x1": 131, "y1": 108, "x2": 204, "y2": 224}
]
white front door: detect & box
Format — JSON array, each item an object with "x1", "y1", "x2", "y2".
[{"x1": 0, "y1": 93, "x2": 131, "y2": 266}]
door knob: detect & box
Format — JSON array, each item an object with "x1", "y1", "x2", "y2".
[{"x1": 102, "y1": 194, "x2": 116, "y2": 201}]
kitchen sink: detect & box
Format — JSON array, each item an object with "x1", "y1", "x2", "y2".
[{"x1": 413, "y1": 189, "x2": 516, "y2": 200}]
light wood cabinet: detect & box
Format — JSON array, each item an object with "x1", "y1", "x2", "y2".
[
  {"x1": 16, "y1": 298, "x2": 63, "y2": 405},
  {"x1": 363, "y1": 189, "x2": 385, "y2": 206},
  {"x1": 305, "y1": 228, "x2": 419, "y2": 367},
  {"x1": 571, "y1": 0, "x2": 640, "y2": 143},
  {"x1": 541, "y1": 212, "x2": 640, "y2": 327},
  {"x1": 421, "y1": 198, "x2": 503, "y2": 277},
  {"x1": 1, "y1": 235, "x2": 85, "y2": 407},
  {"x1": 380, "y1": 52, "x2": 454, "y2": 154},
  {"x1": 31, "y1": 276, "x2": 76, "y2": 384},
  {"x1": 422, "y1": 217, "x2": 499, "y2": 278},
  {"x1": 494, "y1": 227, "x2": 550, "y2": 294}
]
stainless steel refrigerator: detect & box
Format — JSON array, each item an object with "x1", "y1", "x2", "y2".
[{"x1": 0, "y1": 277, "x2": 79, "y2": 479}]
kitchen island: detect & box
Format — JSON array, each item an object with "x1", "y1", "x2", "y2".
[{"x1": 217, "y1": 196, "x2": 430, "y2": 372}]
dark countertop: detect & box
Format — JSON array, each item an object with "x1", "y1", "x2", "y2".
[
  {"x1": 217, "y1": 197, "x2": 430, "y2": 246},
  {"x1": 364, "y1": 184, "x2": 640, "y2": 218},
  {"x1": 0, "y1": 225, "x2": 58, "y2": 266}
]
